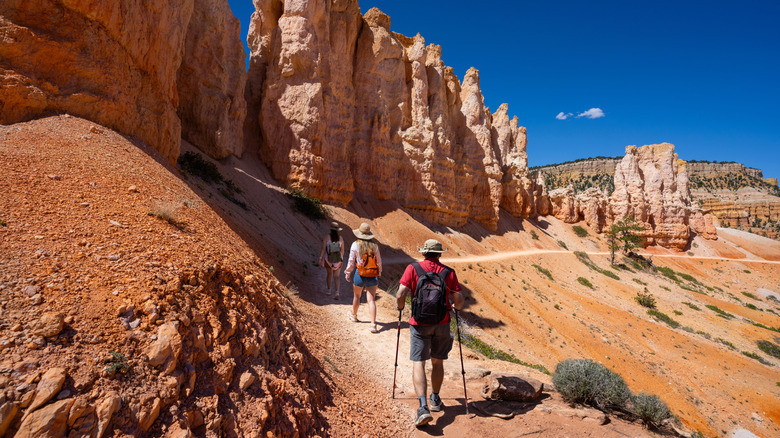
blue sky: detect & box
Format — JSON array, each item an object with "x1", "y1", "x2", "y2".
[{"x1": 227, "y1": 0, "x2": 779, "y2": 179}]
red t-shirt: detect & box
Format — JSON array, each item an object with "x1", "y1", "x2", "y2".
[{"x1": 399, "y1": 258, "x2": 461, "y2": 325}]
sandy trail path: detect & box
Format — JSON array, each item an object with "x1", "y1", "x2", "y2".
[{"x1": 382, "y1": 250, "x2": 780, "y2": 266}]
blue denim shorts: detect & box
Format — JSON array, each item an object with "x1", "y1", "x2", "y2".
[{"x1": 353, "y1": 272, "x2": 378, "y2": 288}]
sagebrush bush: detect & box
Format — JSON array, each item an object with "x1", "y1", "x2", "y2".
[
  {"x1": 577, "y1": 277, "x2": 593, "y2": 289},
  {"x1": 631, "y1": 393, "x2": 671, "y2": 426},
  {"x1": 286, "y1": 187, "x2": 329, "y2": 220},
  {"x1": 635, "y1": 291, "x2": 656, "y2": 308},
  {"x1": 572, "y1": 225, "x2": 588, "y2": 237},
  {"x1": 553, "y1": 359, "x2": 631, "y2": 410},
  {"x1": 757, "y1": 340, "x2": 780, "y2": 359}
]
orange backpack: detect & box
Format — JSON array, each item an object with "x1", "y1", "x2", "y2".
[{"x1": 357, "y1": 249, "x2": 379, "y2": 277}]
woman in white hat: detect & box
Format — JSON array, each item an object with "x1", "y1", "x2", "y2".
[
  {"x1": 344, "y1": 222, "x2": 383, "y2": 333},
  {"x1": 318, "y1": 221, "x2": 345, "y2": 299}
]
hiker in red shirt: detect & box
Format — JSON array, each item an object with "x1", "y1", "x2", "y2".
[{"x1": 396, "y1": 239, "x2": 464, "y2": 427}]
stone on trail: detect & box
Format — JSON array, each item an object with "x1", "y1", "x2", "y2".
[
  {"x1": 26, "y1": 367, "x2": 67, "y2": 414},
  {"x1": 146, "y1": 322, "x2": 182, "y2": 374},
  {"x1": 0, "y1": 401, "x2": 21, "y2": 436},
  {"x1": 481, "y1": 373, "x2": 544, "y2": 402},
  {"x1": 30, "y1": 312, "x2": 65, "y2": 338},
  {"x1": 15, "y1": 398, "x2": 74, "y2": 438},
  {"x1": 95, "y1": 392, "x2": 121, "y2": 438}
]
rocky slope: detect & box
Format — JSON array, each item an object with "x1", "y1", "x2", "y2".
[
  {"x1": 0, "y1": 116, "x2": 388, "y2": 437},
  {"x1": 0, "y1": 0, "x2": 246, "y2": 162}
]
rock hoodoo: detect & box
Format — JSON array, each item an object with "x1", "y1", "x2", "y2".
[
  {"x1": 248, "y1": 2, "x2": 541, "y2": 230},
  {"x1": 546, "y1": 143, "x2": 717, "y2": 248}
]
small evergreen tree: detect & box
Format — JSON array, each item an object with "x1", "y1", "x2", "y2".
[{"x1": 607, "y1": 216, "x2": 645, "y2": 264}]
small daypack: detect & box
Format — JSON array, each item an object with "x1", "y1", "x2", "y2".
[
  {"x1": 357, "y1": 249, "x2": 379, "y2": 277},
  {"x1": 327, "y1": 241, "x2": 342, "y2": 264},
  {"x1": 411, "y1": 263, "x2": 451, "y2": 325}
]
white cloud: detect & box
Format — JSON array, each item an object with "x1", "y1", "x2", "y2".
[
  {"x1": 555, "y1": 112, "x2": 573, "y2": 120},
  {"x1": 576, "y1": 108, "x2": 605, "y2": 119}
]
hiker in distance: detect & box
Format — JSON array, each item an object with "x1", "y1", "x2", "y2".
[
  {"x1": 344, "y1": 222, "x2": 383, "y2": 333},
  {"x1": 318, "y1": 222, "x2": 344, "y2": 299},
  {"x1": 396, "y1": 239, "x2": 465, "y2": 427}
]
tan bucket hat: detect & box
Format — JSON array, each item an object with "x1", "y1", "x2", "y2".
[
  {"x1": 352, "y1": 222, "x2": 374, "y2": 240},
  {"x1": 418, "y1": 239, "x2": 447, "y2": 253},
  {"x1": 330, "y1": 221, "x2": 343, "y2": 231}
]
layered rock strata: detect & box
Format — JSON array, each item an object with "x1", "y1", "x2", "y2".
[
  {"x1": 547, "y1": 143, "x2": 717, "y2": 248},
  {"x1": 249, "y1": 4, "x2": 539, "y2": 230},
  {"x1": 0, "y1": 0, "x2": 246, "y2": 161}
]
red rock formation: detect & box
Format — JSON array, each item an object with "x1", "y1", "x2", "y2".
[
  {"x1": 249, "y1": 4, "x2": 542, "y2": 230},
  {"x1": 178, "y1": 0, "x2": 248, "y2": 159},
  {"x1": 544, "y1": 143, "x2": 717, "y2": 248},
  {"x1": 0, "y1": 0, "x2": 246, "y2": 162}
]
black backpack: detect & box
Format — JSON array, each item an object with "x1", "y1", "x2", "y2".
[{"x1": 411, "y1": 263, "x2": 451, "y2": 325}]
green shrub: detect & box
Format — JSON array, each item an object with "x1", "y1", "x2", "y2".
[
  {"x1": 742, "y1": 351, "x2": 771, "y2": 365},
  {"x1": 105, "y1": 351, "x2": 130, "y2": 375},
  {"x1": 716, "y1": 338, "x2": 735, "y2": 349},
  {"x1": 178, "y1": 151, "x2": 223, "y2": 183},
  {"x1": 530, "y1": 230, "x2": 539, "y2": 240},
  {"x1": 673, "y1": 310, "x2": 683, "y2": 315},
  {"x1": 573, "y1": 225, "x2": 588, "y2": 237},
  {"x1": 286, "y1": 187, "x2": 329, "y2": 220},
  {"x1": 0, "y1": 219, "x2": 6, "y2": 227},
  {"x1": 635, "y1": 291, "x2": 656, "y2": 308},
  {"x1": 553, "y1": 359, "x2": 631, "y2": 410},
  {"x1": 577, "y1": 277, "x2": 594, "y2": 289},
  {"x1": 705, "y1": 304, "x2": 734, "y2": 319},
  {"x1": 532, "y1": 264, "x2": 553, "y2": 281},
  {"x1": 682, "y1": 302, "x2": 701, "y2": 311},
  {"x1": 632, "y1": 278, "x2": 647, "y2": 285},
  {"x1": 678, "y1": 272, "x2": 698, "y2": 283},
  {"x1": 742, "y1": 292, "x2": 758, "y2": 300},
  {"x1": 752, "y1": 322, "x2": 780, "y2": 333},
  {"x1": 631, "y1": 393, "x2": 672, "y2": 426},
  {"x1": 557, "y1": 240, "x2": 568, "y2": 250},
  {"x1": 647, "y1": 309, "x2": 680, "y2": 328},
  {"x1": 657, "y1": 266, "x2": 679, "y2": 282},
  {"x1": 757, "y1": 340, "x2": 780, "y2": 359},
  {"x1": 743, "y1": 269, "x2": 751, "y2": 274}
]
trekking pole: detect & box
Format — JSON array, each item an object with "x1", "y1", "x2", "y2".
[
  {"x1": 392, "y1": 308, "x2": 403, "y2": 399},
  {"x1": 454, "y1": 309, "x2": 469, "y2": 414}
]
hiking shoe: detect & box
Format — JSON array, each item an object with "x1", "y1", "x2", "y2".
[
  {"x1": 429, "y1": 393, "x2": 443, "y2": 412},
  {"x1": 369, "y1": 324, "x2": 379, "y2": 333},
  {"x1": 348, "y1": 313, "x2": 358, "y2": 322},
  {"x1": 414, "y1": 406, "x2": 432, "y2": 427},
  {"x1": 333, "y1": 292, "x2": 339, "y2": 300}
]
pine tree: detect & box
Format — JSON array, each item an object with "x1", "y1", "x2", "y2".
[{"x1": 607, "y1": 216, "x2": 645, "y2": 265}]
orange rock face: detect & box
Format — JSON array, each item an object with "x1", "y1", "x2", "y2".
[
  {"x1": 249, "y1": 4, "x2": 542, "y2": 230},
  {"x1": 0, "y1": 0, "x2": 246, "y2": 162},
  {"x1": 544, "y1": 143, "x2": 718, "y2": 248}
]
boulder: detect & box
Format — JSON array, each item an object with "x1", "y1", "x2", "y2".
[
  {"x1": 95, "y1": 392, "x2": 121, "y2": 438},
  {"x1": 0, "y1": 402, "x2": 20, "y2": 436},
  {"x1": 30, "y1": 312, "x2": 65, "y2": 338},
  {"x1": 14, "y1": 398, "x2": 74, "y2": 438},
  {"x1": 146, "y1": 322, "x2": 182, "y2": 374},
  {"x1": 481, "y1": 373, "x2": 544, "y2": 402},
  {"x1": 26, "y1": 367, "x2": 67, "y2": 414}
]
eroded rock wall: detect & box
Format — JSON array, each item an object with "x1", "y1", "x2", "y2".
[
  {"x1": 547, "y1": 143, "x2": 717, "y2": 248},
  {"x1": 0, "y1": 0, "x2": 247, "y2": 162},
  {"x1": 249, "y1": 3, "x2": 541, "y2": 230}
]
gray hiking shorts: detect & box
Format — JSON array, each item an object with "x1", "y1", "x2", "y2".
[{"x1": 410, "y1": 323, "x2": 453, "y2": 361}]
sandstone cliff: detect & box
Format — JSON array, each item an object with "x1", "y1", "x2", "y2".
[
  {"x1": 0, "y1": 0, "x2": 246, "y2": 162},
  {"x1": 546, "y1": 144, "x2": 717, "y2": 249},
  {"x1": 248, "y1": 3, "x2": 540, "y2": 230}
]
